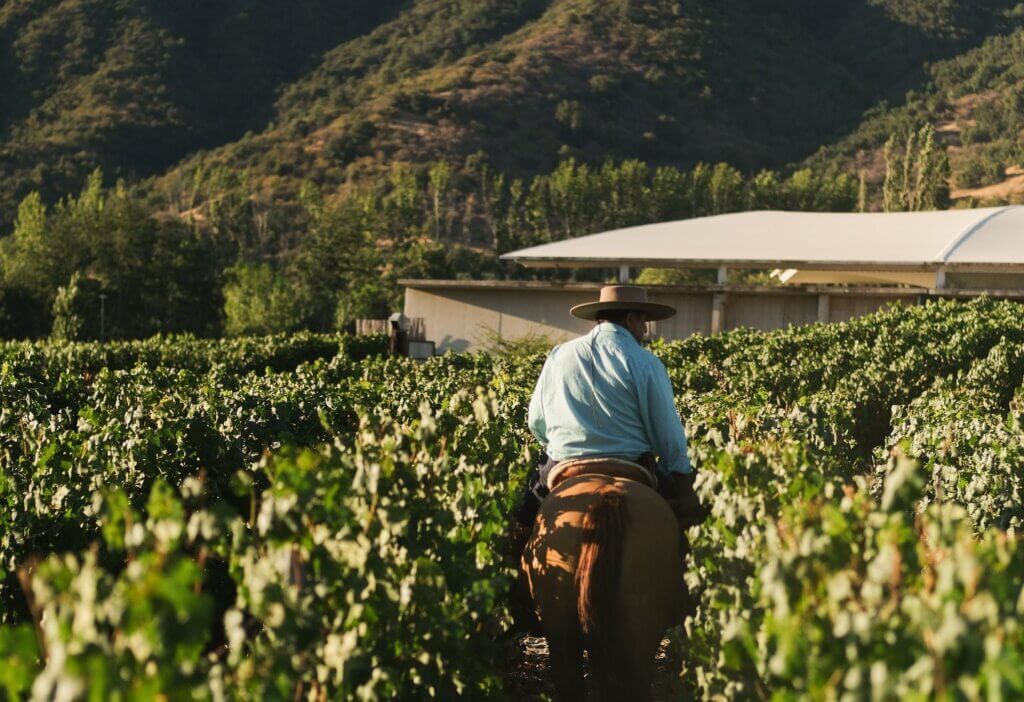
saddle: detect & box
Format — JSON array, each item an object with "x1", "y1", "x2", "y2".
[{"x1": 546, "y1": 457, "x2": 658, "y2": 492}]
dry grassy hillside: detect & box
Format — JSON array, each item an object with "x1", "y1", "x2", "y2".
[{"x1": 2, "y1": 0, "x2": 1024, "y2": 225}]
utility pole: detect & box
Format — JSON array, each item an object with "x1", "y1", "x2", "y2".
[{"x1": 99, "y1": 293, "x2": 107, "y2": 342}]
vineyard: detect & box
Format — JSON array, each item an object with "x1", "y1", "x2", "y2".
[{"x1": 2, "y1": 299, "x2": 1024, "y2": 699}]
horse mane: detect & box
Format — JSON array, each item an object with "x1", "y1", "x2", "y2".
[{"x1": 574, "y1": 490, "x2": 627, "y2": 647}]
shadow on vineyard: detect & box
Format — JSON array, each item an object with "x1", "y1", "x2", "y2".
[{"x1": 1, "y1": 298, "x2": 1024, "y2": 698}]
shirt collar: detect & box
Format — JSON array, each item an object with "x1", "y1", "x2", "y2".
[{"x1": 593, "y1": 322, "x2": 637, "y2": 344}]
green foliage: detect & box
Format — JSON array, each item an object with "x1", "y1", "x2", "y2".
[
  {"x1": 882, "y1": 124, "x2": 951, "y2": 211},
  {"x1": 3, "y1": 300, "x2": 1024, "y2": 697},
  {"x1": 878, "y1": 338, "x2": 1024, "y2": 531},
  {"x1": 5, "y1": 0, "x2": 1018, "y2": 226},
  {"x1": 223, "y1": 391, "x2": 516, "y2": 698},
  {"x1": 0, "y1": 624, "x2": 37, "y2": 699},
  {"x1": 333, "y1": 279, "x2": 394, "y2": 332},
  {"x1": 427, "y1": 161, "x2": 455, "y2": 240},
  {"x1": 50, "y1": 272, "x2": 85, "y2": 342},
  {"x1": 7, "y1": 2, "x2": 1024, "y2": 697},
  {"x1": 476, "y1": 325, "x2": 555, "y2": 356},
  {"x1": 954, "y1": 151, "x2": 1007, "y2": 189},
  {"x1": 554, "y1": 99, "x2": 583, "y2": 136},
  {"x1": 223, "y1": 264, "x2": 302, "y2": 337},
  {"x1": 1, "y1": 171, "x2": 223, "y2": 339},
  {"x1": 490, "y1": 158, "x2": 857, "y2": 254},
  {"x1": 325, "y1": 117, "x2": 379, "y2": 164},
  {"x1": 0, "y1": 331, "x2": 522, "y2": 698},
  {"x1": 25, "y1": 480, "x2": 218, "y2": 700},
  {"x1": 0, "y1": 0, "x2": 410, "y2": 223},
  {"x1": 811, "y1": 14, "x2": 1024, "y2": 203},
  {"x1": 759, "y1": 461, "x2": 1024, "y2": 700},
  {"x1": 634, "y1": 268, "x2": 716, "y2": 286}
]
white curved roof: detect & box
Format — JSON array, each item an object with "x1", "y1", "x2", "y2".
[{"x1": 500, "y1": 207, "x2": 1024, "y2": 271}]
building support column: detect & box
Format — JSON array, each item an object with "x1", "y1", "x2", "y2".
[
  {"x1": 717, "y1": 266, "x2": 729, "y2": 285},
  {"x1": 935, "y1": 267, "x2": 946, "y2": 289},
  {"x1": 619, "y1": 265, "x2": 631, "y2": 283},
  {"x1": 711, "y1": 293, "x2": 727, "y2": 334},
  {"x1": 817, "y1": 294, "x2": 831, "y2": 324}
]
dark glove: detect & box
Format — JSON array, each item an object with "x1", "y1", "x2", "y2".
[{"x1": 670, "y1": 472, "x2": 709, "y2": 528}]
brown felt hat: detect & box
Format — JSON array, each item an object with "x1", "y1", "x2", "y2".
[{"x1": 570, "y1": 285, "x2": 676, "y2": 321}]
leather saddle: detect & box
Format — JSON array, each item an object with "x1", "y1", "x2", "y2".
[{"x1": 546, "y1": 457, "x2": 658, "y2": 492}]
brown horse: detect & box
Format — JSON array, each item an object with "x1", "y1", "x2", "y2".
[{"x1": 521, "y1": 472, "x2": 683, "y2": 701}]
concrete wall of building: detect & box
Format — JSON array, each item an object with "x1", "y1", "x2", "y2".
[
  {"x1": 402, "y1": 281, "x2": 962, "y2": 353},
  {"x1": 947, "y1": 272, "x2": 1024, "y2": 290},
  {"x1": 828, "y1": 294, "x2": 909, "y2": 322},
  {"x1": 402, "y1": 286, "x2": 595, "y2": 353}
]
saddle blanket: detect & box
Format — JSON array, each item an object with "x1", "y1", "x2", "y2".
[{"x1": 545, "y1": 456, "x2": 658, "y2": 492}]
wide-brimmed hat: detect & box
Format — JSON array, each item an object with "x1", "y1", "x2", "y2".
[{"x1": 570, "y1": 285, "x2": 676, "y2": 321}]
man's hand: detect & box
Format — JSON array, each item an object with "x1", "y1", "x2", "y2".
[{"x1": 669, "y1": 472, "x2": 708, "y2": 528}]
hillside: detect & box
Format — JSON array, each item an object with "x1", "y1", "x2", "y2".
[
  {"x1": 0, "y1": 0, "x2": 409, "y2": 220},
  {"x1": 3, "y1": 0, "x2": 1024, "y2": 226},
  {"x1": 160, "y1": 0, "x2": 1024, "y2": 206},
  {"x1": 807, "y1": 19, "x2": 1024, "y2": 204}
]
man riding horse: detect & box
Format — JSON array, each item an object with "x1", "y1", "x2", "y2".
[
  {"x1": 515, "y1": 285, "x2": 707, "y2": 701},
  {"x1": 515, "y1": 284, "x2": 705, "y2": 538}
]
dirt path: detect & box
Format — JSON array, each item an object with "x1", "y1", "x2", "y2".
[{"x1": 506, "y1": 634, "x2": 691, "y2": 700}]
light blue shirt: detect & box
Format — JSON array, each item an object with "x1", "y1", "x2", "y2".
[{"x1": 528, "y1": 322, "x2": 692, "y2": 474}]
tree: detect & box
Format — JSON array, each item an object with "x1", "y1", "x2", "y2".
[
  {"x1": 1, "y1": 169, "x2": 223, "y2": 339},
  {"x1": 382, "y1": 164, "x2": 425, "y2": 237},
  {"x1": 708, "y1": 163, "x2": 744, "y2": 214},
  {"x1": 651, "y1": 166, "x2": 688, "y2": 220},
  {"x1": 883, "y1": 125, "x2": 950, "y2": 212},
  {"x1": 333, "y1": 279, "x2": 392, "y2": 331},
  {"x1": 784, "y1": 169, "x2": 858, "y2": 211},
  {"x1": 223, "y1": 264, "x2": 301, "y2": 336},
  {"x1": 748, "y1": 170, "x2": 782, "y2": 210},
  {"x1": 634, "y1": 267, "x2": 714, "y2": 286},
  {"x1": 530, "y1": 159, "x2": 600, "y2": 240},
  {"x1": 427, "y1": 161, "x2": 453, "y2": 240},
  {"x1": 598, "y1": 159, "x2": 653, "y2": 229},
  {"x1": 292, "y1": 182, "x2": 378, "y2": 331},
  {"x1": 5, "y1": 192, "x2": 50, "y2": 294},
  {"x1": 51, "y1": 272, "x2": 85, "y2": 341}
]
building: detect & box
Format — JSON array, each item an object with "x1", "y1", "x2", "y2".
[{"x1": 403, "y1": 207, "x2": 1024, "y2": 353}]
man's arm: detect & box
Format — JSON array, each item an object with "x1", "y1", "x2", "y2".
[
  {"x1": 528, "y1": 360, "x2": 549, "y2": 449},
  {"x1": 637, "y1": 358, "x2": 692, "y2": 474},
  {"x1": 638, "y1": 356, "x2": 707, "y2": 527}
]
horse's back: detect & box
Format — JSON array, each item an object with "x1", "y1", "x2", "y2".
[
  {"x1": 522, "y1": 474, "x2": 682, "y2": 666},
  {"x1": 524, "y1": 472, "x2": 679, "y2": 572}
]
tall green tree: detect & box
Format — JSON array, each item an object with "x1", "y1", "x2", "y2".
[
  {"x1": 883, "y1": 125, "x2": 951, "y2": 212},
  {"x1": 50, "y1": 272, "x2": 85, "y2": 341},
  {"x1": 223, "y1": 263, "x2": 301, "y2": 336},
  {"x1": 428, "y1": 162, "x2": 454, "y2": 240},
  {"x1": 292, "y1": 182, "x2": 378, "y2": 331}
]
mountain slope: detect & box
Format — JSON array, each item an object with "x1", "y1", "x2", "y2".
[
  {"x1": 0, "y1": 0, "x2": 409, "y2": 219},
  {"x1": 3, "y1": 0, "x2": 1024, "y2": 226},
  {"x1": 155, "y1": 0, "x2": 1024, "y2": 206},
  {"x1": 806, "y1": 21, "x2": 1024, "y2": 204}
]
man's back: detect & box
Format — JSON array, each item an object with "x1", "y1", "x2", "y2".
[{"x1": 529, "y1": 322, "x2": 690, "y2": 474}]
